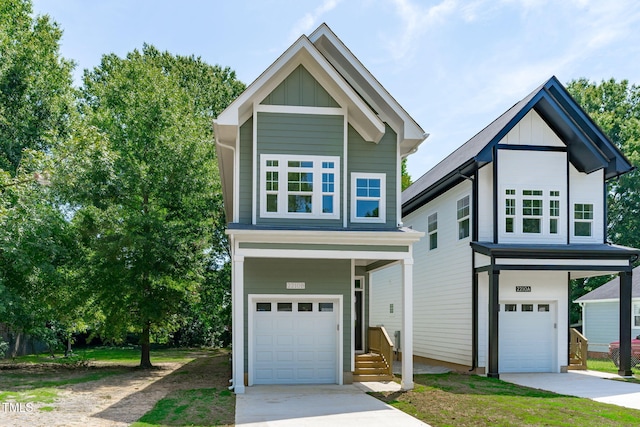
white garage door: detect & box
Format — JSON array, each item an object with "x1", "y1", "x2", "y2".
[
  {"x1": 499, "y1": 302, "x2": 556, "y2": 373},
  {"x1": 252, "y1": 298, "x2": 338, "y2": 384}
]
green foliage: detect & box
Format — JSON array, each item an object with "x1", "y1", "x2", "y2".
[
  {"x1": 401, "y1": 158, "x2": 411, "y2": 191},
  {"x1": 61, "y1": 45, "x2": 244, "y2": 366},
  {"x1": 567, "y1": 78, "x2": 640, "y2": 323}
]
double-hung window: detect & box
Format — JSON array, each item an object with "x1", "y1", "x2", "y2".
[
  {"x1": 351, "y1": 173, "x2": 386, "y2": 223},
  {"x1": 260, "y1": 154, "x2": 340, "y2": 219},
  {"x1": 428, "y1": 213, "x2": 437, "y2": 250},
  {"x1": 574, "y1": 203, "x2": 593, "y2": 237},
  {"x1": 503, "y1": 188, "x2": 562, "y2": 237},
  {"x1": 522, "y1": 190, "x2": 543, "y2": 233},
  {"x1": 457, "y1": 196, "x2": 470, "y2": 240}
]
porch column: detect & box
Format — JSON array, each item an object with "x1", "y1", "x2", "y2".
[
  {"x1": 232, "y1": 255, "x2": 246, "y2": 393},
  {"x1": 619, "y1": 270, "x2": 633, "y2": 376},
  {"x1": 401, "y1": 258, "x2": 414, "y2": 390},
  {"x1": 487, "y1": 268, "x2": 500, "y2": 378}
]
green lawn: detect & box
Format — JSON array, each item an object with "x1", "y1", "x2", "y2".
[
  {"x1": 372, "y1": 372, "x2": 640, "y2": 426},
  {"x1": 7, "y1": 346, "x2": 200, "y2": 365}
]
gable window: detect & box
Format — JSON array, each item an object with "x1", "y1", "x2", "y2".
[
  {"x1": 505, "y1": 189, "x2": 516, "y2": 233},
  {"x1": 260, "y1": 154, "x2": 340, "y2": 219},
  {"x1": 428, "y1": 213, "x2": 438, "y2": 250},
  {"x1": 457, "y1": 196, "x2": 470, "y2": 239},
  {"x1": 574, "y1": 203, "x2": 593, "y2": 237},
  {"x1": 351, "y1": 173, "x2": 386, "y2": 223},
  {"x1": 549, "y1": 191, "x2": 560, "y2": 234},
  {"x1": 522, "y1": 190, "x2": 543, "y2": 233}
]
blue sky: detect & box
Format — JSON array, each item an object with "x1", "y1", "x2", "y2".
[{"x1": 32, "y1": 0, "x2": 640, "y2": 180}]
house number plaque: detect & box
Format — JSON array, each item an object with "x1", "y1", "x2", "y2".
[
  {"x1": 286, "y1": 282, "x2": 305, "y2": 290},
  {"x1": 515, "y1": 286, "x2": 531, "y2": 292}
]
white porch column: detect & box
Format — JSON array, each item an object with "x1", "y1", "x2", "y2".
[
  {"x1": 401, "y1": 258, "x2": 414, "y2": 390},
  {"x1": 232, "y1": 254, "x2": 245, "y2": 394}
]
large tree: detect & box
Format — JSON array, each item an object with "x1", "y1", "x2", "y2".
[
  {"x1": 62, "y1": 46, "x2": 243, "y2": 367},
  {"x1": 566, "y1": 78, "x2": 640, "y2": 323},
  {"x1": 0, "y1": 0, "x2": 79, "y2": 353}
]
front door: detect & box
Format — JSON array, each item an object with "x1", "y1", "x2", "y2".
[{"x1": 355, "y1": 278, "x2": 364, "y2": 352}]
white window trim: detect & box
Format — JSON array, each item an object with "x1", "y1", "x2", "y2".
[
  {"x1": 572, "y1": 202, "x2": 594, "y2": 239},
  {"x1": 500, "y1": 187, "x2": 564, "y2": 239},
  {"x1": 632, "y1": 302, "x2": 640, "y2": 328},
  {"x1": 259, "y1": 154, "x2": 340, "y2": 219},
  {"x1": 427, "y1": 212, "x2": 438, "y2": 250},
  {"x1": 457, "y1": 195, "x2": 470, "y2": 240},
  {"x1": 351, "y1": 172, "x2": 386, "y2": 224}
]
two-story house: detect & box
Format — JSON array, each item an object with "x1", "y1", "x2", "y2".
[
  {"x1": 214, "y1": 24, "x2": 427, "y2": 393},
  {"x1": 371, "y1": 77, "x2": 639, "y2": 378}
]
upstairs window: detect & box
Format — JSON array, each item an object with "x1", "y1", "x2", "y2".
[
  {"x1": 549, "y1": 191, "x2": 560, "y2": 234},
  {"x1": 428, "y1": 213, "x2": 438, "y2": 250},
  {"x1": 457, "y1": 195, "x2": 470, "y2": 239},
  {"x1": 351, "y1": 173, "x2": 386, "y2": 223},
  {"x1": 505, "y1": 189, "x2": 516, "y2": 233},
  {"x1": 502, "y1": 188, "x2": 562, "y2": 237},
  {"x1": 574, "y1": 203, "x2": 593, "y2": 237},
  {"x1": 522, "y1": 190, "x2": 543, "y2": 233},
  {"x1": 260, "y1": 155, "x2": 340, "y2": 219}
]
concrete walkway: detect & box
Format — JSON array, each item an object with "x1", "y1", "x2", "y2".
[
  {"x1": 235, "y1": 384, "x2": 429, "y2": 426},
  {"x1": 502, "y1": 370, "x2": 640, "y2": 410}
]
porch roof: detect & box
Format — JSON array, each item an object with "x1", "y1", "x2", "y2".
[{"x1": 471, "y1": 242, "x2": 640, "y2": 261}]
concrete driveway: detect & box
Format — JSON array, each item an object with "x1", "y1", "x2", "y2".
[
  {"x1": 502, "y1": 370, "x2": 640, "y2": 410},
  {"x1": 235, "y1": 384, "x2": 429, "y2": 426}
]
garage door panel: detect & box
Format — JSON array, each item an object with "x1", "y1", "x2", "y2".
[
  {"x1": 252, "y1": 298, "x2": 338, "y2": 385},
  {"x1": 499, "y1": 302, "x2": 555, "y2": 373}
]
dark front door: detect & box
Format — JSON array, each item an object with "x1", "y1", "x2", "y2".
[{"x1": 355, "y1": 289, "x2": 363, "y2": 351}]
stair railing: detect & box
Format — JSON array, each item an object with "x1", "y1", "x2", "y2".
[
  {"x1": 569, "y1": 327, "x2": 588, "y2": 370},
  {"x1": 368, "y1": 326, "x2": 394, "y2": 376}
]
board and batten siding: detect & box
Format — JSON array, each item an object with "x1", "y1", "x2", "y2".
[
  {"x1": 255, "y1": 112, "x2": 344, "y2": 227},
  {"x1": 347, "y1": 124, "x2": 398, "y2": 229},
  {"x1": 569, "y1": 165, "x2": 604, "y2": 244},
  {"x1": 477, "y1": 270, "x2": 568, "y2": 371},
  {"x1": 502, "y1": 110, "x2": 565, "y2": 147},
  {"x1": 261, "y1": 64, "x2": 339, "y2": 108},
  {"x1": 243, "y1": 258, "x2": 351, "y2": 372},
  {"x1": 238, "y1": 117, "x2": 253, "y2": 224},
  {"x1": 582, "y1": 299, "x2": 640, "y2": 353},
  {"x1": 477, "y1": 164, "x2": 493, "y2": 242}
]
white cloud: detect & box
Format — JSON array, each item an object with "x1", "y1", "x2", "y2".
[{"x1": 289, "y1": 0, "x2": 342, "y2": 41}]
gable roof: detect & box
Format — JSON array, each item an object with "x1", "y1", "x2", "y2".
[
  {"x1": 403, "y1": 76, "x2": 634, "y2": 216},
  {"x1": 214, "y1": 24, "x2": 427, "y2": 222},
  {"x1": 575, "y1": 266, "x2": 640, "y2": 302}
]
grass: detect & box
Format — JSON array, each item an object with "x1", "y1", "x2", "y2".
[
  {"x1": 587, "y1": 358, "x2": 640, "y2": 384},
  {"x1": 132, "y1": 388, "x2": 234, "y2": 427},
  {"x1": 7, "y1": 346, "x2": 200, "y2": 365},
  {"x1": 371, "y1": 372, "x2": 640, "y2": 426}
]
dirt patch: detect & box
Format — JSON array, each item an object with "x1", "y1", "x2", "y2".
[{"x1": 0, "y1": 351, "x2": 233, "y2": 426}]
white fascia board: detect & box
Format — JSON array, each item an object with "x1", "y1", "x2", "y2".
[
  {"x1": 308, "y1": 24, "x2": 427, "y2": 153},
  {"x1": 227, "y1": 227, "x2": 424, "y2": 246},
  {"x1": 576, "y1": 297, "x2": 640, "y2": 304},
  {"x1": 214, "y1": 35, "x2": 384, "y2": 146}
]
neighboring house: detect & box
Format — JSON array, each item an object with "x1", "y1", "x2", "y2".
[
  {"x1": 214, "y1": 24, "x2": 427, "y2": 393},
  {"x1": 575, "y1": 266, "x2": 640, "y2": 356},
  {"x1": 371, "y1": 77, "x2": 640, "y2": 377}
]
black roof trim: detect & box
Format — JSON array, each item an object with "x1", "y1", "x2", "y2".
[{"x1": 471, "y1": 242, "x2": 640, "y2": 261}]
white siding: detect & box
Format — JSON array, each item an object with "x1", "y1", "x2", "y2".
[
  {"x1": 582, "y1": 299, "x2": 640, "y2": 353},
  {"x1": 368, "y1": 264, "x2": 402, "y2": 338},
  {"x1": 503, "y1": 110, "x2": 564, "y2": 147},
  {"x1": 569, "y1": 166, "x2": 604, "y2": 243},
  {"x1": 478, "y1": 270, "x2": 568, "y2": 372},
  {"x1": 478, "y1": 164, "x2": 493, "y2": 242},
  {"x1": 406, "y1": 180, "x2": 474, "y2": 366}
]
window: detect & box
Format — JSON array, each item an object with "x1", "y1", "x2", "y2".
[
  {"x1": 256, "y1": 303, "x2": 271, "y2": 312},
  {"x1": 634, "y1": 303, "x2": 640, "y2": 328},
  {"x1": 505, "y1": 304, "x2": 517, "y2": 312},
  {"x1": 521, "y1": 304, "x2": 534, "y2": 312},
  {"x1": 538, "y1": 304, "x2": 550, "y2": 312},
  {"x1": 428, "y1": 213, "x2": 438, "y2": 250},
  {"x1": 319, "y1": 302, "x2": 334, "y2": 312},
  {"x1": 351, "y1": 173, "x2": 386, "y2": 223},
  {"x1": 502, "y1": 188, "x2": 561, "y2": 237},
  {"x1": 574, "y1": 203, "x2": 593, "y2": 237},
  {"x1": 277, "y1": 302, "x2": 292, "y2": 312},
  {"x1": 298, "y1": 303, "x2": 313, "y2": 312},
  {"x1": 522, "y1": 190, "x2": 543, "y2": 233},
  {"x1": 260, "y1": 155, "x2": 340, "y2": 219},
  {"x1": 457, "y1": 196, "x2": 470, "y2": 239}
]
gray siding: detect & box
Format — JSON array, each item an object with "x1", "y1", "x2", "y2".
[
  {"x1": 238, "y1": 117, "x2": 253, "y2": 224},
  {"x1": 261, "y1": 65, "x2": 339, "y2": 107},
  {"x1": 584, "y1": 300, "x2": 640, "y2": 353},
  {"x1": 243, "y1": 258, "x2": 352, "y2": 371},
  {"x1": 347, "y1": 124, "x2": 398, "y2": 228},
  {"x1": 256, "y1": 112, "x2": 344, "y2": 227}
]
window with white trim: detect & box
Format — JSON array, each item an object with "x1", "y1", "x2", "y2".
[
  {"x1": 351, "y1": 173, "x2": 386, "y2": 223},
  {"x1": 574, "y1": 203, "x2": 593, "y2": 237},
  {"x1": 457, "y1": 195, "x2": 470, "y2": 240},
  {"x1": 634, "y1": 303, "x2": 640, "y2": 328},
  {"x1": 428, "y1": 213, "x2": 437, "y2": 250},
  {"x1": 502, "y1": 188, "x2": 561, "y2": 237},
  {"x1": 260, "y1": 154, "x2": 340, "y2": 219}
]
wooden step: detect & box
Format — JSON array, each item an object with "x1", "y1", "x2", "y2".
[
  {"x1": 353, "y1": 373, "x2": 394, "y2": 382},
  {"x1": 355, "y1": 366, "x2": 388, "y2": 374}
]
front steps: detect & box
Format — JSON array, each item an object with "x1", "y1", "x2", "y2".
[{"x1": 353, "y1": 352, "x2": 394, "y2": 382}]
